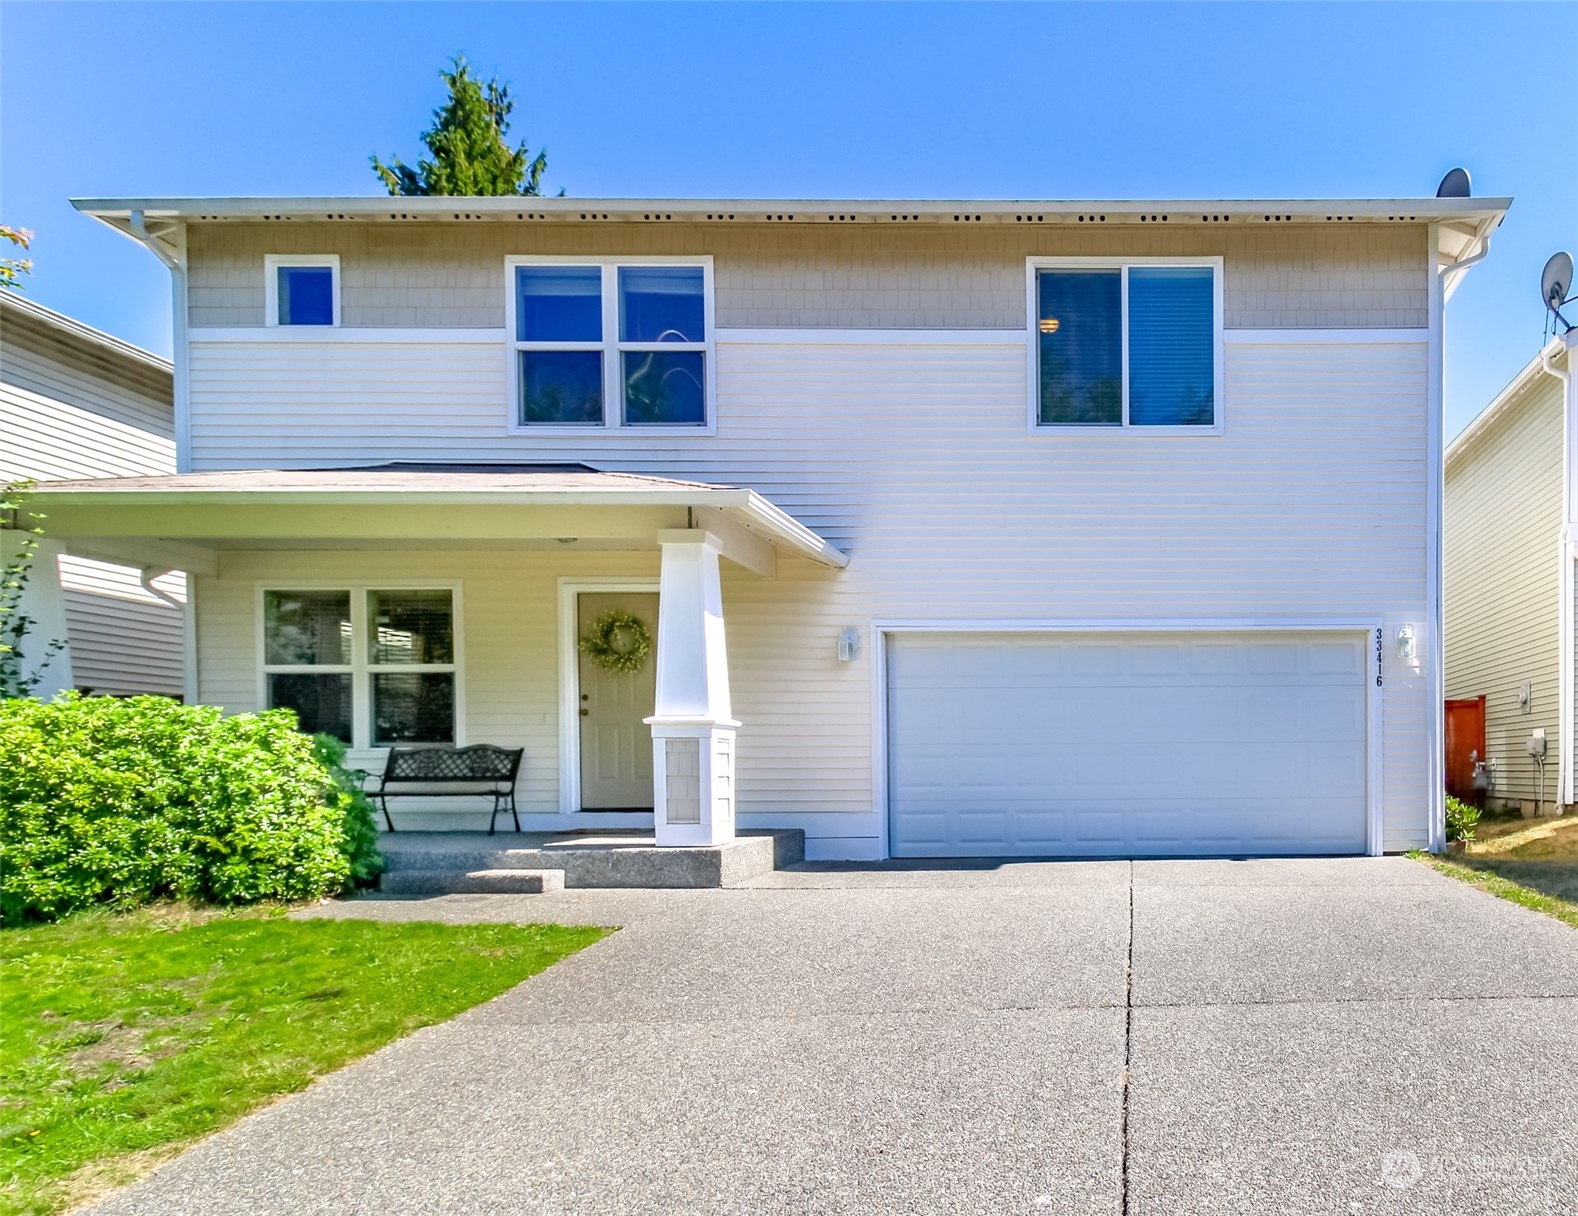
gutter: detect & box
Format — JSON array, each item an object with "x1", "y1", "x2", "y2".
[{"x1": 1426, "y1": 220, "x2": 1497, "y2": 853}]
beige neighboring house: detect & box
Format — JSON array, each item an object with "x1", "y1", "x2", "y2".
[
  {"x1": 1444, "y1": 329, "x2": 1578, "y2": 816},
  {"x1": 0, "y1": 290, "x2": 186, "y2": 697}
]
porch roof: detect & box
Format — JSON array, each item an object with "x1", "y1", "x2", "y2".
[{"x1": 22, "y1": 464, "x2": 849, "y2": 573}]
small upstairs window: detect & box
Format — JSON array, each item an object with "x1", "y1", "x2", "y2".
[
  {"x1": 1030, "y1": 259, "x2": 1221, "y2": 430},
  {"x1": 265, "y1": 255, "x2": 340, "y2": 327},
  {"x1": 507, "y1": 257, "x2": 713, "y2": 429}
]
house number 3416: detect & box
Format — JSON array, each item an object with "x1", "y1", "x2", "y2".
[{"x1": 1374, "y1": 628, "x2": 1384, "y2": 687}]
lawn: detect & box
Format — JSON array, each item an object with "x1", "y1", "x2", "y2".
[
  {"x1": 0, "y1": 905, "x2": 609, "y2": 1216},
  {"x1": 1419, "y1": 813, "x2": 1578, "y2": 930}
]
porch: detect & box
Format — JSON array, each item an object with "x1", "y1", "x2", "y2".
[{"x1": 19, "y1": 463, "x2": 849, "y2": 850}]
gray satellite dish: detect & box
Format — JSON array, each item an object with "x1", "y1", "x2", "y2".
[
  {"x1": 1436, "y1": 167, "x2": 1472, "y2": 199},
  {"x1": 1543, "y1": 251, "x2": 1574, "y2": 333}
]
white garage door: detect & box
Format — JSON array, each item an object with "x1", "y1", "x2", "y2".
[{"x1": 887, "y1": 631, "x2": 1368, "y2": 858}]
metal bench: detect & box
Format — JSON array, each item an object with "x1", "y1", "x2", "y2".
[{"x1": 362, "y1": 745, "x2": 525, "y2": 835}]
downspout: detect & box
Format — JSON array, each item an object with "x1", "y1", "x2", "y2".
[
  {"x1": 127, "y1": 214, "x2": 199, "y2": 705},
  {"x1": 1541, "y1": 338, "x2": 1574, "y2": 808},
  {"x1": 1428, "y1": 220, "x2": 1496, "y2": 852},
  {"x1": 138, "y1": 567, "x2": 198, "y2": 704},
  {"x1": 127, "y1": 211, "x2": 190, "y2": 474}
]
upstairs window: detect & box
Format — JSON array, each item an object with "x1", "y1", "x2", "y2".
[
  {"x1": 507, "y1": 258, "x2": 712, "y2": 429},
  {"x1": 1030, "y1": 259, "x2": 1221, "y2": 429},
  {"x1": 265, "y1": 255, "x2": 340, "y2": 327}
]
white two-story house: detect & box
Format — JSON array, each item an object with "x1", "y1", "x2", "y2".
[{"x1": 20, "y1": 193, "x2": 1505, "y2": 859}]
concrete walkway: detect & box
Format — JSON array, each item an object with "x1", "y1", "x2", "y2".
[{"x1": 90, "y1": 858, "x2": 1578, "y2": 1215}]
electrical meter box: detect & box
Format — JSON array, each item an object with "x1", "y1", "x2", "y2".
[{"x1": 1528, "y1": 728, "x2": 1547, "y2": 759}]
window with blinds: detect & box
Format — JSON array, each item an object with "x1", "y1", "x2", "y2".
[{"x1": 1033, "y1": 261, "x2": 1220, "y2": 429}]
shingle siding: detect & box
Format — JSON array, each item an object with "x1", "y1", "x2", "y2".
[{"x1": 188, "y1": 222, "x2": 1430, "y2": 331}]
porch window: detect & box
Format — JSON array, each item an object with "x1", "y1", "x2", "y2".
[
  {"x1": 1029, "y1": 260, "x2": 1222, "y2": 430},
  {"x1": 507, "y1": 258, "x2": 712, "y2": 430},
  {"x1": 262, "y1": 587, "x2": 457, "y2": 748}
]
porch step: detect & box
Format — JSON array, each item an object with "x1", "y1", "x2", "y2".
[
  {"x1": 379, "y1": 868, "x2": 565, "y2": 895},
  {"x1": 377, "y1": 828, "x2": 805, "y2": 890}
]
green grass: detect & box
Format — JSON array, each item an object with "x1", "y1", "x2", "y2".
[
  {"x1": 1416, "y1": 813, "x2": 1578, "y2": 931},
  {"x1": 0, "y1": 905, "x2": 610, "y2": 1216}
]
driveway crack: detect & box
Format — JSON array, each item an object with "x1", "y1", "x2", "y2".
[{"x1": 1121, "y1": 859, "x2": 1134, "y2": 1216}]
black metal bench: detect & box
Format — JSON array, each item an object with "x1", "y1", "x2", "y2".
[{"x1": 362, "y1": 745, "x2": 525, "y2": 835}]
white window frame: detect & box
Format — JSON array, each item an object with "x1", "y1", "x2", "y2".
[
  {"x1": 256, "y1": 581, "x2": 464, "y2": 752},
  {"x1": 504, "y1": 254, "x2": 716, "y2": 435},
  {"x1": 1025, "y1": 256, "x2": 1224, "y2": 435},
  {"x1": 264, "y1": 254, "x2": 341, "y2": 328}
]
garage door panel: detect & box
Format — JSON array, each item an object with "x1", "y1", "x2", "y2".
[{"x1": 888, "y1": 631, "x2": 1368, "y2": 858}]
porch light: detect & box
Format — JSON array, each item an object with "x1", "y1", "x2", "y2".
[
  {"x1": 837, "y1": 627, "x2": 860, "y2": 662},
  {"x1": 1039, "y1": 318, "x2": 1060, "y2": 334}
]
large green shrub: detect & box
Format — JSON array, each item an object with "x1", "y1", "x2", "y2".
[
  {"x1": 0, "y1": 695, "x2": 376, "y2": 923},
  {"x1": 312, "y1": 732, "x2": 384, "y2": 888}
]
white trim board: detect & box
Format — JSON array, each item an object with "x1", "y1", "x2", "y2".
[
  {"x1": 1224, "y1": 328, "x2": 1428, "y2": 345},
  {"x1": 869, "y1": 619, "x2": 1386, "y2": 861},
  {"x1": 187, "y1": 325, "x2": 1427, "y2": 347},
  {"x1": 556, "y1": 577, "x2": 661, "y2": 816}
]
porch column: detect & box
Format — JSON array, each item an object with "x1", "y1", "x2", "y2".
[
  {"x1": 646, "y1": 530, "x2": 738, "y2": 847},
  {"x1": 0, "y1": 533, "x2": 73, "y2": 698}
]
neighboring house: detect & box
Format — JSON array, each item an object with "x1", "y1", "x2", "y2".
[
  {"x1": 19, "y1": 193, "x2": 1505, "y2": 859},
  {"x1": 0, "y1": 290, "x2": 186, "y2": 698},
  {"x1": 1444, "y1": 330, "x2": 1577, "y2": 816}
]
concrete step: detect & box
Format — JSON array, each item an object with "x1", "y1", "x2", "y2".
[
  {"x1": 379, "y1": 868, "x2": 565, "y2": 895},
  {"x1": 378, "y1": 829, "x2": 805, "y2": 890}
]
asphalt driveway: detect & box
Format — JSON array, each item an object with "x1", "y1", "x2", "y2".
[{"x1": 89, "y1": 858, "x2": 1578, "y2": 1215}]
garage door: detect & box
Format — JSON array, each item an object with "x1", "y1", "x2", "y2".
[{"x1": 887, "y1": 631, "x2": 1368, "y2": 858}]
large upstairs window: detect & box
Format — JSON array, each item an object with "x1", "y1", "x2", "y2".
[
  {"x1": 506, "y1": 257, "x2": 713, "y2": 430},
  {"x1": 1029, "y1": 259, "x2": 1222, "y2": 430}
]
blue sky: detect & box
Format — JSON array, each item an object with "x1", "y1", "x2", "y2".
[{"x1": 2, "y1": 1, "x2": 1572, "y2": 438}]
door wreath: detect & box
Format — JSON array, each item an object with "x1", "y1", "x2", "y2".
[{"x1": 579, "y1": 609, "x2": 653, "y2": 675}]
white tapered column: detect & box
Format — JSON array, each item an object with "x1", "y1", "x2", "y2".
[{"x1": 647, "y1": 530, "x2": 739, "y2": 847}]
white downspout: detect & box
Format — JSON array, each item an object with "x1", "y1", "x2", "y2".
[
  {"x1": 127, "y1": 211, "x2": 190, "y2": 474},
  {"x1": 1541, "y1": 338, "x2": 1574, "y2": 808},
  {"x1": 1428, "y1": 220, "x2": 1496, "y2": 851},
  {"x1": 127, "y1": 215, "x2": 199, "y2": 705}
]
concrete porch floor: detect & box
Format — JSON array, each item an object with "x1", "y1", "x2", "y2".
[{"x1": 376, "y1": 828, "x2": 805, "y2": 891}]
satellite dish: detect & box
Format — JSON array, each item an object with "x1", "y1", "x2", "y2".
[
  {"x1": 1436, "y1": 167, "x2": 1472, "y2": 199},
  {"x1": 1544, "y1": 251, "x2": 1574, "y2": 333}
]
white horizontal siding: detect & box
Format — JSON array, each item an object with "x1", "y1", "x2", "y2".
[
  {"x1": 3, "y1": 322, "x2": 183, "y2": 697},
  {"x1": 1443, "y1": 371, "x2": 1563, "y2": 806},
  {"x1": 187, "y1": 333, "x2": 1431, "y2": 851},
  {"x1": 57, "y1": 557, "x2": 186, "y2": 697}
]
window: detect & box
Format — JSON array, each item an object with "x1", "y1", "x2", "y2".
[
  {"x1": 265, "y1": 255, "x2": 340, "y2": 327},
  {"x1": 262, "y1": 586, "x2": 458, "y2": 748},
  {"x1": 1029, "y1": 259, "x2": 1221, "y2": 429},
  {"x1": 507, "y1": 258, "x2": 712, "y2": 429}
]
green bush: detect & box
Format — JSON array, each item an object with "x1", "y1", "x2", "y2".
[
  {"x1": 0, "y1": 694, "x2": 375, "y2": 924},
  {"x1": 1445, "y1": 793, "x2": 1483, "y2": 843},
  {"x1": 312, "y1": 732, "x2": 384, "y2": 888}
]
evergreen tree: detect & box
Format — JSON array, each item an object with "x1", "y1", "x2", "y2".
[{"x1": 372, "y1": 55, "x2": 552, "y2": 196}]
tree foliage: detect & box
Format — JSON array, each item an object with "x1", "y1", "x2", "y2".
[
  {"x1": 0, "y1": 225, "x2": 33, "y2": 291},
  {"x1": 372, "y1": 55, "x2": 553, "y2": 197}
]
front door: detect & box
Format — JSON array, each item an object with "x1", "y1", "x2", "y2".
[
  {"x1": 577, "y1": 592, "x2": 659, "y2": 810},
  {"x1": 1445, "y1": 696, "x2": 1487, "y2": 806}
]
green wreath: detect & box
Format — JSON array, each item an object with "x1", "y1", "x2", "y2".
[{"x1": 579, "y1": 609, "x2": 653, "y2": 675}]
